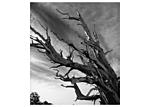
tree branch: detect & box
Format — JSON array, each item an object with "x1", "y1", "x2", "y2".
[
  {"x1": 30, "y1": 26, "x2": 46, "y2": 42},
  {"x1": 64, "y1": 68, "x2": 74, "y2": 77},
  {"x1": 50, "y1": 64, "x2": 63, "y2": 69},
  {"x1": 62, "y1": 83, "x2": 100, "y2": 102}
]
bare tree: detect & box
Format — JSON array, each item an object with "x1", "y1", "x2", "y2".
[{"x1": 30, "y1": 9, "x2": 120, "y2": 105}]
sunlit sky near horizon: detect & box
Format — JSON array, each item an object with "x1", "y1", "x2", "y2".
[{"x1": 30, "y1": 2, "x2": 120, "y2": 105}]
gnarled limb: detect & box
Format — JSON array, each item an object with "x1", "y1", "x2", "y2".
[
  {"x1": 61, "y1": 83, "x2": 100, "y2": 103},
  {"x1": 50, "y1": 64, "x2": 62, "y2": 69},
  {"x1": 31, "y1": 26, "x2": 97, "y2": 77},
  {"x1": 54, "y1": 69, "x2": 95, "y2": 85},
  {"x1": 56, "y1": 9, "x2": 94, "y2": 42}
]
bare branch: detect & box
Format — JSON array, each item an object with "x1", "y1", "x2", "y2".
[
  {"x1": 86, "y1": 87, "x2": 98, "y2": 96},
  {"x1": 61, "y1": 84, "x2": 74, "y2": 88},
  {"x1": 37, "y1": 20, "x2": 47, "y2": 30},
  {"x1": 71, "y1": 76, "x2": 94, "y2": 84},
  {"x1": 56, "y1": 9, "x2": 94, "y2": 42},
  {"x1": 30, "y1": 43, "x2": 45, "y2": 49},
  {"x1": 104, "y1": 49, "x2": 113, "y2": 55},
  {"x1": 30, "y1": 26, "x2": 46, "y2": 42},
  {"x1": 50, "y1": 64, "x2": 62, "y2": 69},
  {"x1": 64, "y1": 68, "x2": 74, "y2": 77},
  {"x1": 37, "y1": 49, "x2": 46, "y2": 54}
]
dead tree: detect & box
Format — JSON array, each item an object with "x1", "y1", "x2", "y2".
[{"x1": 30, "y1": 9, "x2": 120, "y2": 105}]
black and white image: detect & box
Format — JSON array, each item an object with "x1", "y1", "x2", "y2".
[{"x1": 30, "y1": 2, "x2": 120, "y2": 105}]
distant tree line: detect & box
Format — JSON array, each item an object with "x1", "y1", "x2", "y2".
[{"x1": 30, "y1": 92, "x2": 53, "y2": 105}]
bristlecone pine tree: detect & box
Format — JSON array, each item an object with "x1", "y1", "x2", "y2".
[{"x1": 30, "y1": 9, "x2": 120, "y2": 105}]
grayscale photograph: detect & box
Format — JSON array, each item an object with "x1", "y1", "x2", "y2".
[{"x1": 30, "y1": 2, "x2": 120, "y2": 105}]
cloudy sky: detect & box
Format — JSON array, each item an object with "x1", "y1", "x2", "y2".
[{"x1": 30, "y1": 2, "x2": 120, "y2": 105}]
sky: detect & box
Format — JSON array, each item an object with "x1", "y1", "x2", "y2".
[{"x1": 30, "y1": 2, "x2": 120, "y2": 105}]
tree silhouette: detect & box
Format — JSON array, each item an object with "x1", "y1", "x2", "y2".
[
  {"x1": 30, "y1": 92, "x2": 52, "y2": 105},
  {"x1": 30, "y1": 8, "x2": 120, "y2": 105}
]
